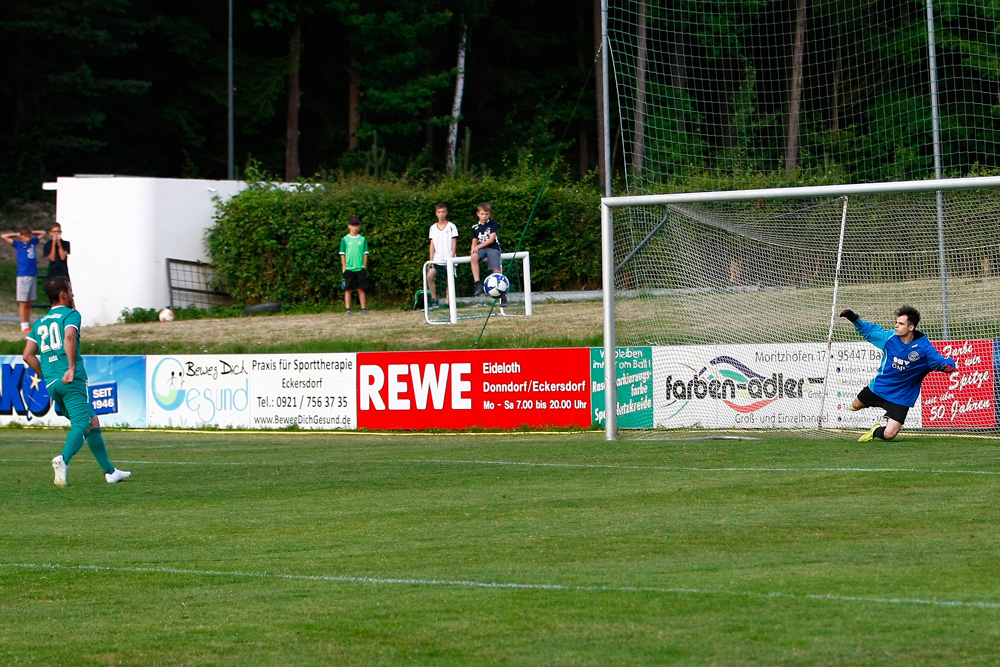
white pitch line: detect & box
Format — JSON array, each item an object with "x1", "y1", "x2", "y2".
[
  {"x1": 397, "y1": 458, "x2": 1000, "y2": 476},
  {"x1": 2, "y1": 562, "x2": 998, "y2": 610},
  {"x1": 0, "y1": 458, "x2": 243, "y2": 467},
  {"x1": 3, "y1": 456, "x2": 999, "y2": 476}
]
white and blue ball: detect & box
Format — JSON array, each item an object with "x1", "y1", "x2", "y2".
[{"x1": 483, "y1": 273, "x2": 510, "y2": 299}]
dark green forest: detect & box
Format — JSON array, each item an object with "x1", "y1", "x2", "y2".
[
  {"x1": 5, "y1": 0, "x2": 1000, "y2": 208},
  {"x1": 1, "y1": 0, "x2": 601, "y2": 204}
]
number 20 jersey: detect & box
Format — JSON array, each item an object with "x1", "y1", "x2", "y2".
[{"x1": 27, "y1": 305, "x2": 88, "y2": 387}]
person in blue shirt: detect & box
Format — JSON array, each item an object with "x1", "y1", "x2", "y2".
[
  {"x1": 2, "y1": 225, "x2": 46, "y2": 332},
  {"x1": 840, "y1": 305, "x2": 956, "y2": 442}
]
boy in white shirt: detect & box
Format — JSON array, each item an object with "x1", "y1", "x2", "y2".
[{"x1": 426, "y1": 203, "x2": 458, "y2": 309}]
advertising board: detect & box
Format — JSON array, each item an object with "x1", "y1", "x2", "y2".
[
  {"x1": 590, "y1": 347, "x2": 653, "y2": 428},
  {"x1": 0, "y1": 355, "x2": 146, "y2": 427},
  {"x1": 357, "y1": 348, "x2": 590, "y2": 430}
]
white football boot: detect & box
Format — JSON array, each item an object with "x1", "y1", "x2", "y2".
[
  {"x1": 105, "y1": 468, "x2": 131, "y2": 484},
  {"x1": 52, "y1": 455, "x2": 67, "y2": 487}
]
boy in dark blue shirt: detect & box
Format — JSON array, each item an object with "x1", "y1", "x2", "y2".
[
  {"x1": 470, "y1": 202, "x2": 504, "y2": 305},
  {"x1": 43, "y1": 222, "x2": 71, "y2": 278},
  {"x1": 840, "y1": 305, "x2": 956, "y2": 441}
]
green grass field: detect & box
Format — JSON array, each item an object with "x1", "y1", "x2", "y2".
[{"x1": 2, "y1": 428, "x2": 999, "y2": 665}]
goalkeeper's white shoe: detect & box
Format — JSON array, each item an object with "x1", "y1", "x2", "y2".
[
  {"x1": 52, "y1": 455, "x2": 67, "y2": 487},
  {"x1": 105, "y1": 468, "x2": 131, "y2": 484},
  {"x1": 858, "y1": 424, "x2": 880, "y2": 442}
]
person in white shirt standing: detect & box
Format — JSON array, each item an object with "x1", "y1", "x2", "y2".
[{"x1": 426, "y1": 202, "x2": 458, "y2": 309}]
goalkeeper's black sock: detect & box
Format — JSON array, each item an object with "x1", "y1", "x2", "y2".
[{"x1": 873, "y1": 426, "x2": 886, "y2": 440}]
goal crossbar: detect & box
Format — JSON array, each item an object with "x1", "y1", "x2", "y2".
[{"x1": 601, "y1": 176, "x2": 1000, "y2": 208}]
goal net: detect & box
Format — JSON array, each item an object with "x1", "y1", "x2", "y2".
[
  {"x1": 601, "y1": 178, "x2": 1000, "y2": 438},
  {"x1": 606, "y1": 0, "x2": 1000, "y2": 192}
]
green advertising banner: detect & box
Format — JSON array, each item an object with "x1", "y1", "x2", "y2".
[{"x1": 590, "y1": 347, "x2": 654, "y2": 428}]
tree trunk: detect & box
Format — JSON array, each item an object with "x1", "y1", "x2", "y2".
[
  {"x1": 284, "y1": 20, "x2": 302, "y2": 182},
  {"x1": 669, "y1": 19, "x2": 689, "y2": 140},
  {"x1": 424, "y1": 95, "x2": 434, "y2": 168},
  {"x1": 576, "y1": 4, "x2": 590, "y2": 178},
  {"x1": 826, "y1": 40, "x2": 841, "y2": 171},
  {"x1": 785, "y1": 0, "x2": 808, "y2": 174},
  {"x1": 632, "y1": 1, "x2": 648, "y2": 178},
  {"x1": 446, "y1": 17, "x2": 468, "y2": 174},
  {"x1": 832, "y1": 41, "x2": 841, "y2": 134},
  {"x1": 348, "y1": 53, "x2": 360, "y2": 152}
]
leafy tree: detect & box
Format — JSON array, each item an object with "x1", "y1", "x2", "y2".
[
  {"x1": 0, "y1": 0, "x2": 149, "y2": 199},
  {"x1": 330, "y1": 0, "x2": 454, "y2": 170},
  {"x1": 251, "y1": 0, "x2": 332, "y2": 181}
]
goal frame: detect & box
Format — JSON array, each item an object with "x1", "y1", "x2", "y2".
[
  {"x1": 600, "y1": 175, "x2": 1000, "y2": 440},
  {"x1": 422, "y1": 251, "x2": 533, "y2": 324}
]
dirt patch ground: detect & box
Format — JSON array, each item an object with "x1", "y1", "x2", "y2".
[{"x1": 0, "y1": 300, "x2": 604, "y2": 351}]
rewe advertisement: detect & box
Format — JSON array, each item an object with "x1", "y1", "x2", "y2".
[{"x1": 357, "y1": 348, "x2": 591, "y2": 430}]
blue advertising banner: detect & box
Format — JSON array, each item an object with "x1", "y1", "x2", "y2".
[{"x1": 0, "y1": 355, "x2": 146, "y2": 427}]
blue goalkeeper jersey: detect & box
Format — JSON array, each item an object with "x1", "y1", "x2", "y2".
[{"x1": 853, "y1": 318, "x2": 955, "y2": 407}]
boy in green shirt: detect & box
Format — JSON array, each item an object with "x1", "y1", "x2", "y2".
[
  {"x1": 22, "y1": 277, "x2": 130, "y2": 486},
  {"x1": 339, "y1": 216, "x2": 370, "y2": 315}
]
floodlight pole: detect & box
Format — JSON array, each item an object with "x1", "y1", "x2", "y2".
[
  {"x1": 601, "y1": 0, "x2": 612, "y2": 199},
  {"x1": 926, "y1": 0, "x2": 950, "y2": 336},
  {"x1": 227, "y1": 0, "x2": 235, "y2": 181},
  {"x1": 601, "y1": 0, "x2": 617, "y2": 440}
]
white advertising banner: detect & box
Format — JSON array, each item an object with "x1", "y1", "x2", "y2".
[
  {"x1": 147, "y1": 354, "x2": 356, "y2": 429},
  {"x1": 652, "y1": 342, "x2": 898, "y2": 429},
  {"x1": 249, "y1": 355, "x2": 356, "y2": 429}
]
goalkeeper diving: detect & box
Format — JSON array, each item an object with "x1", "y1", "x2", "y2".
[{"x1": 839, "y1": 305, "x2": 956, "y2": 442}]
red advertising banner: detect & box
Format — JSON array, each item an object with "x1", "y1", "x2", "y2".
[
  {"x1": 920, "y1": 339, "x2": 995, "y2": 428},
  {"x1": 356, "y1": 348, "x2": 591, "y2": 430}
]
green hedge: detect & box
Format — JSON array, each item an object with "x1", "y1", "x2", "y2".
[{"x1": 207, "y1": 173, "x2": 602, "y2": 305}]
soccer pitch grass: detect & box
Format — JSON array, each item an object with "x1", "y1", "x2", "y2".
[{"x1": 2, "y1": 429, "x2": 999, "y2": 665}]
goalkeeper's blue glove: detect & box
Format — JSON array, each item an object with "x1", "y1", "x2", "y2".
[
  {"x1": 839, "y1": 309, "x2": 859, "y2": 323},
  {"x1": 938, "y1": 363, "x2": 956, "y2": 373}
]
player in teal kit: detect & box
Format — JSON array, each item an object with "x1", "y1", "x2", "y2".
[
  {"x1": 22, "y1": 277, "x2": 130, "y2": 486},
  {"x1": 840, "y1": 305, "x2": 956, "y2": 442}
]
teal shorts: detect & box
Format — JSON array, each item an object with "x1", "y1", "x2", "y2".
[{"x1": 47, "y1": 379, "x2": 93, "y2": 429}]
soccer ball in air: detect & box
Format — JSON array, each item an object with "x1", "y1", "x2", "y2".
[
  {"x1": 158, "y1": 308, "x2": 175, "y2": 322},
  {"x1": 483, "y1": 273, "x2": 509, "y2": 299}
]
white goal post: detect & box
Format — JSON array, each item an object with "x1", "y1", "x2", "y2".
[
  {"x1": 601, "y1": 176, "x2": 1000, "y2": 440},
  {"x1": 423, "y1": 251, "x2": 533, "y2": 324}
]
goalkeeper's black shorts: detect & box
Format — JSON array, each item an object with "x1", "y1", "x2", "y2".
[{"x1": 857, "y1": 386, "x2": 909, "y2": 423}]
